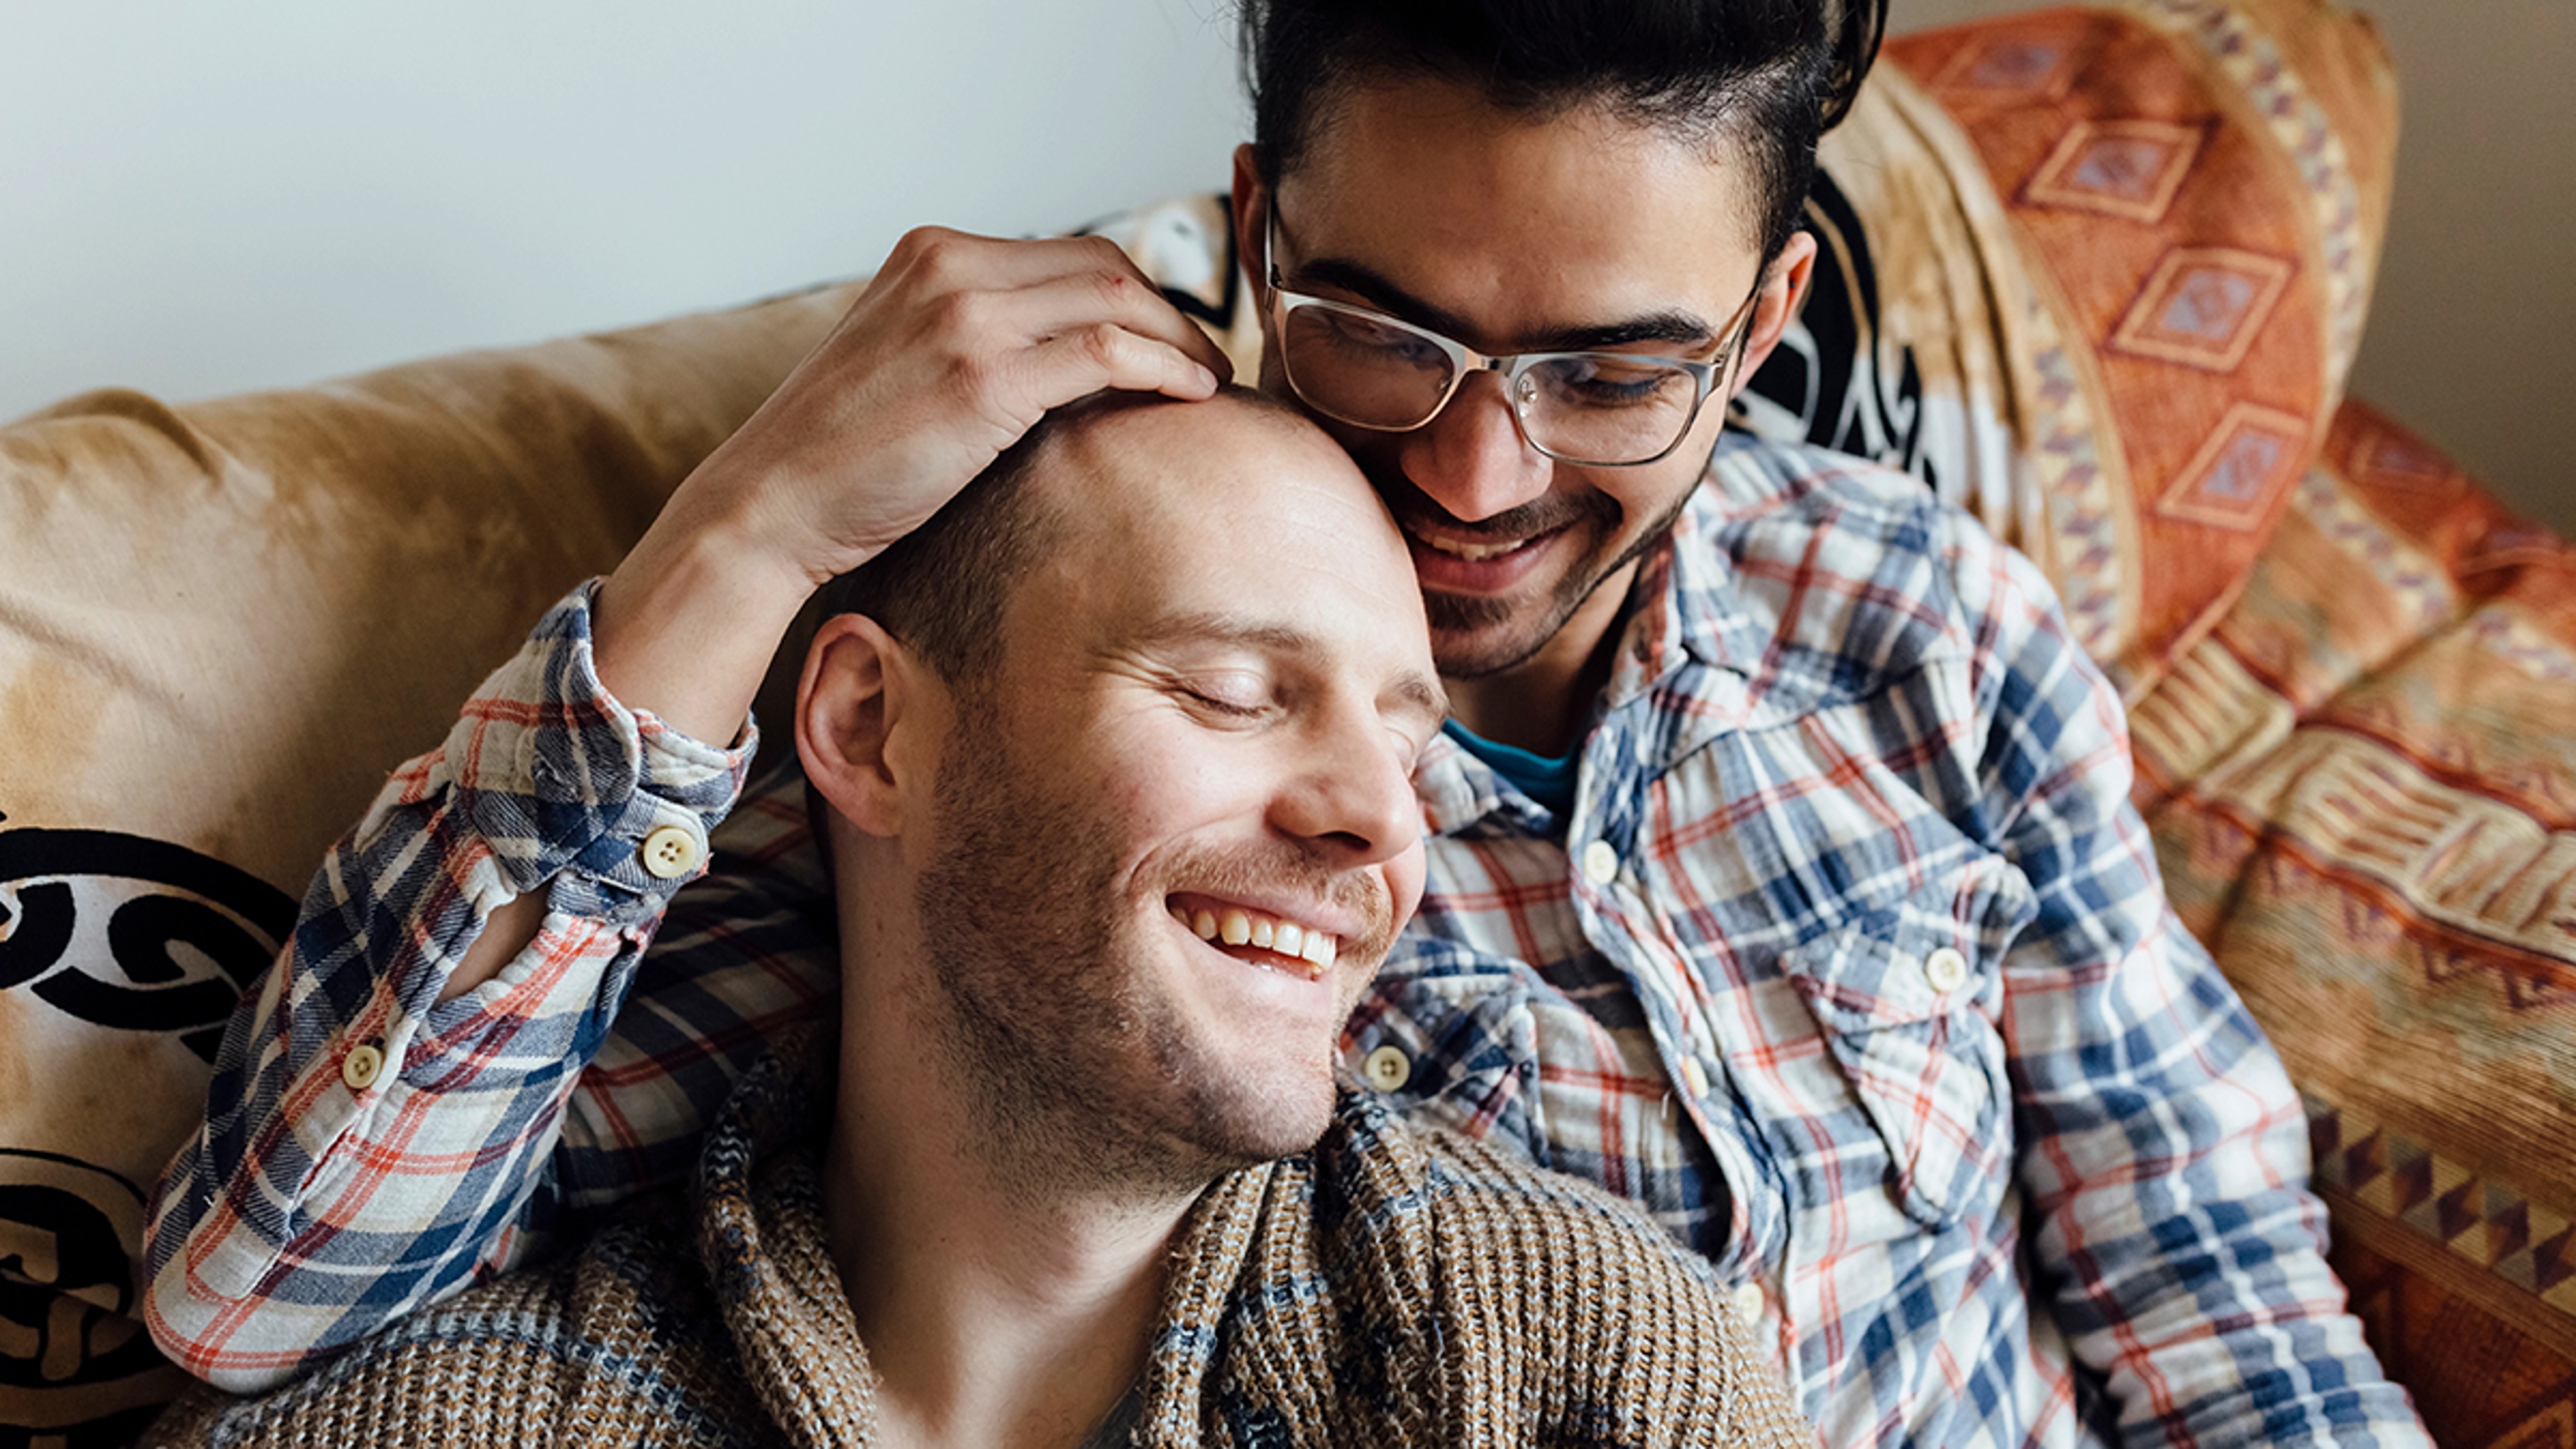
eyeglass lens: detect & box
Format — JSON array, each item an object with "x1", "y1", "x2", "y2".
[{"x1": 1278, "y1": 301, "x2": 1705, "y2": 465}]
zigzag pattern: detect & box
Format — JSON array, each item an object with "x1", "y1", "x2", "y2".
[
  {"x1": 2022, "y1": 335, "x2": 2129, "y2": 663},
  {"x1": 2309, "y1": 1095, "x2": 2576, "y2": 1317},
  {"x1": 2291, "y1": 466, "x2": 2458, "y2": 631}
]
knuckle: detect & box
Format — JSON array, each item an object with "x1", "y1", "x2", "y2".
[
  {"x1": 888, "y1": 225, "x2": 941, "y2": 264},
  {"x1": 1080, "y1": 323, "x2": 1128, "y2": 368},
  {"x1": 929, "y1": 286, "x2": 986, "y2": 338},
  {"x1": 949, "y1": 349, "x2": 998, "y2": 401},
  {"x1": 903, "y1": 227, "x2": 969, "y2": 283}
]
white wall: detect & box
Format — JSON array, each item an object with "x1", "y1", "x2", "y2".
[
  {"x1": 0, "y1": 0, "x2": 1246, "y2": 421},
  {"x1": 7, "y1": 1, "x2": 2564, "y2": 530}
]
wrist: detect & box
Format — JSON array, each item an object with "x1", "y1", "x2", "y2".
[{"x1": 594, "y1": 507, "x2": 815, "y2": 747}]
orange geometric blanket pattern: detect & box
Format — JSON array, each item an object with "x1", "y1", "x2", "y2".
[
  {"x1": 2133, "y1": 399, "x2": 2576, "y2": 1445},
  {"x1": 1883, "y1": 0, "x2": 2397, "y2": 698}
]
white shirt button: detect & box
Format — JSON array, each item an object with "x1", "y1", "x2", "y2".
[
  {"x1": 640, "y1": 824, "x2": 706, "y2": 880},
  {"x1": 1680, "y1": 1057, "x2": 1711, "y2": 1099},
  {"x1": 1729, "y1": 1280, "x2": 1766, "y2": 1327},
  {"x1": 1362, "y1": 1044, "x2": 1412, "y2": 1093},
  {"x1": 1924, "y1": 947, "x2": 1971, "y2": 994},
  {"x1": 1580, "y1": 839, "x2": 1620, "y2": 886},
  {"x1": 341, "y1": 1041, "x2": 386, "y2": 1092}
]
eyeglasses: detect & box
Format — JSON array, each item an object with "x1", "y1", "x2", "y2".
[{"x1": 1263, "y1": 206, "x2": 1761, "y2": 468}]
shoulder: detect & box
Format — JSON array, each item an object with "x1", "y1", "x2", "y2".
[
  {"x1": 1674, "y1": 438, "x2": 2102, "y2": 737},
  {"x1": 1326, "y1": 1092, "x2": 1679, "y2": 1237},
  {"x1": 1302, "y1": 1093, "x2": 1812, "y2": 1440},
  {"x1": 138, "y1": 1196, "x2": 759, "y2": 1449},
  {"x1": 1699, "y1": 437, "x2": 2055, "y2": 653}
]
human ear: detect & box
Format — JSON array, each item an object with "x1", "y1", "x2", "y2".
[
  {"x1": 1230, "y1": 145, "x2": 1273, "y2": 315},
  {"x1": 796, "y1": 614, "x2": 938, "y2": 839},
  {"x1": 1731, "y1": 229, "x2": 1820, "y2": 392}
]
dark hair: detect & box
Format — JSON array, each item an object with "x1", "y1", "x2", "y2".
[
  {"x1": 1241, "y1": 0, "x2": 1886, "y2": 262},
  {"x1": 812, "y1": 417, "x2": 1068, "y2": 686}
]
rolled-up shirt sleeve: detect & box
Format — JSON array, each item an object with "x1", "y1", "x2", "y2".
[{"x1": 144, "y1": 580, "x2": 755, "y2": 1392}]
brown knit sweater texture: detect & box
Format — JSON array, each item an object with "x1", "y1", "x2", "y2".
[{"x1": 144, "y1": 1036, "x2": 1811, "y2": 1447}]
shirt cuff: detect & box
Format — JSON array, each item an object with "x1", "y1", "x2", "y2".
[{"x1": 423, "y1": 578, "x2": 759, "y2": 929}]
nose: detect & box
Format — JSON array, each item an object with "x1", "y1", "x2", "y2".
[
  {"x1": 1397, "y1": 372, "x2": 1553, "y2": 525},
  {"x1": 1271, "y1": 702, "x2": 1424, "y2": 871}
]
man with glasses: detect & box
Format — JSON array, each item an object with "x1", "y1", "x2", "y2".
[{"x1": 150, "y1": 0, "x2": 2429, "y2": 1444}]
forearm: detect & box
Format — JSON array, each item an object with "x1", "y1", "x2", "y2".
[
  {"x1": 435, "y1": 513, "x2": 808, "y2": 1004},
  {"x1": 1960, "y1": 519, "x2": 2425, "y2": 1444},
  {"x1": 2012, "y1": 909, "x2": 2425, "y2": 1446},
  {"x1": 144, "y1": 582, "x2": 755, "y2": 1391}
]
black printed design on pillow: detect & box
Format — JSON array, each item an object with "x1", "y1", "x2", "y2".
[
  {"x1": 1738, "y1": 170, "x2": 1939, "y2": 489},
  {"x1": 0, "y1": 1149, "x2": 181, "y2": 1448},
  {"x1": 0, "y1": 829, "x2": 295, "y2": 1064}
]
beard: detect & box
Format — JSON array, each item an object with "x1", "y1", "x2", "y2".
[
  {"x1": 911, "y1": 704, "x2": 1393, "y2": 1203},
  {"x1": 1367, "y1": 464, "x2": 1695, "y2": 680}
]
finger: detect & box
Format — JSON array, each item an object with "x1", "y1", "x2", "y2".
[
  {"x1": 879, "y1": 228, "x2": 1233, "y2": 383},
  {"x1": 881, "y1": 227, "x2": 1170, "y2": 302},
  {"x1": 1062, "y1": 235, "x2": 1237, "y2": 382},
  {"x1": 985, "y1": 266, "x2": 1234, "y2": 381},
  {"x1": 1006, "y1": 323, "x2": 1226, "y2": 413}
]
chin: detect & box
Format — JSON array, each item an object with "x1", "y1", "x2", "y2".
[
  {"x1": 1169, "y1": 1050, "x2": 1343, "y2": 1169},
  {"x1": 1424, "y1": 606, "x2": 1562, "y2": 681}
]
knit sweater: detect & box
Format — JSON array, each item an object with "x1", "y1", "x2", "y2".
[{"x1": 142, "y1": 1032, "x2": 1811, "y2": 1448}]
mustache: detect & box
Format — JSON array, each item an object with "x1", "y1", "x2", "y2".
[
  {"x1": 1161, "y1": 841, "x2": 1401, "y2": 970},
  {"x1": 1364, "y1": 460, "x2": 1621, "y2": 541}
]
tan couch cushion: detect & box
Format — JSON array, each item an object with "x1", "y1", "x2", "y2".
[{"x1": 0, "y1": 285, "x2": 853, "y2": 1440}]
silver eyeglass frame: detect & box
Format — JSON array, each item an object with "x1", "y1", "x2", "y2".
[{"x1": 1260, "y1": 205, "x2": 1764, "y2": 468}]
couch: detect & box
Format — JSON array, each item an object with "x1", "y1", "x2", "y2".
[{"x1": 3, "y1": 1, "x2": 2568, "y2": 1442}]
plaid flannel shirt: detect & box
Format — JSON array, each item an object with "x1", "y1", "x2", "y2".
[{"x1": 146, "y1": 438, "x2": 2428, "y2": 1446}]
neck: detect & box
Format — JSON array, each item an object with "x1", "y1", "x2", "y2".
[
  {"x1": 823, "y1": 908, "x2": 1192, "y2": 1448},
  {"x1": 1440, "y1": 557, "x2": 1635, "y2": 756}
]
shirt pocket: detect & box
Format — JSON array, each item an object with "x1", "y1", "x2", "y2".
[{"x1": 1779, "y1": 872, "x2": 2031, "y2": 1228}]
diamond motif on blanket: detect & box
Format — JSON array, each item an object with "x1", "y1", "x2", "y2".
[
  {"x1": 2110, "y1": 246, "x2": 2297, "y2": 372},
  {"x1": 2024, "y1": 119, "x2": 2206, "y2": 223},
  {"x1": 1960, "y1": 40, "x2": 2063, "y2": 90},
  {"x1": 2156, "y1": 402, "x2": 2306, "y2": 530},
  {"x1": 2349, "y1": 423, "x2": 2461, "y2": 494},
  {"x1": 1929, "y1": 20, "x2": 2098, "y2": 101}
]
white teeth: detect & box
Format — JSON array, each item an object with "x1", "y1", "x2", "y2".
[
  {"x1": 1426, "y1": 535, "x2": 1525, "y2": 562},
  {"x1": 1177, "y1": 901, "x2": 1337, "y2": 972}
]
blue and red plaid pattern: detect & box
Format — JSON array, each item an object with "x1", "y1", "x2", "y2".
[{"x1": 145, "y1": 439, "x2": 2428, "y2": 1444}]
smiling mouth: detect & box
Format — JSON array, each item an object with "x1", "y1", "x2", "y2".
[
  {"x1": 1168, "y1": 897, "x2": 1339, "y2": 981},
  {"x1": 1410, "y1": 527, "x2": 1547, "y2": 564}
]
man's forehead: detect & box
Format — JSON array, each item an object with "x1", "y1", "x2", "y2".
[{"x1": 1273, "y1": 74, "x2": 1762, "y2": 337}]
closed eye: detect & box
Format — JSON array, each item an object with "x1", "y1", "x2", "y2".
[{"x1": 1177, "y1": 672, "x2": 1271, "y2": 718}]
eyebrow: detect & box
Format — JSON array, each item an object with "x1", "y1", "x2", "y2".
[
  {"x1": 1287, "y1": 254, "x2": 1718, "y2": 353},
  {"x1": 1136, "y1": 610, "x2": 1450, "y2": 724}
]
